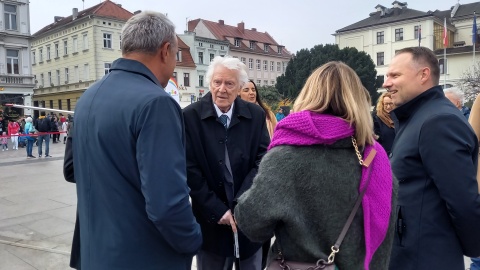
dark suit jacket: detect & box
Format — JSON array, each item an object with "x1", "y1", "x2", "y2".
[
  {"x1": 183, "y1": 92, "x2": 270, "y2": 259},
  {"x1": 73, "y1": 58, "x2": 202, "y2": 270}
]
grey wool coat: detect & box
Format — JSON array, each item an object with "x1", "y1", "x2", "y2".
[{"x1": 235, "y1": 139, "x2": 398, "y2": 270}]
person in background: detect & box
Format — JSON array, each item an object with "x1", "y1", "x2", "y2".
[
  {"x1": 235, "y1": 61, "x2": 397, "y2": 269},
  {"x1": 383, "y1": 47, "x2": 480, "y2": 270},
  {"x1": 444, "y1": 87, "x2": 471, "y2": 119},
  {"x1": 51, "y1": 116, "x2": 60, "y2": 143},
  {"x1": 275, "y1": 107, "x2": 285, "y2": 122},
  {"x1": 183, "y1": 56, "x2": 269, "y2": 270},
  {"x1": 72, "y1": 11, "x2": 202, "y2": 269},
  {"x1": 1, "y1": 131, "x2": 7, "y2": 151},
  {"x1": 373, "y1": 92, "x2": 395, "y2": 154},
  {"x1": 24, "y1": 117, "x2": 36, "y2": 158},
  {"x1": 239, "y1": 80, "x2": 277, "y2": 138},
  {"x1": 7, "y1": 119, "x2": 20, "y2": 150},
  {"x1": 35, "y1": 112, "x2": 53, "y2": 158},
  {"x1": 62, "y1": 120, "x2": 69, "y2": 144}
]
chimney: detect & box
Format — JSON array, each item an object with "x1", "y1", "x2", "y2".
[
  {"x1": 219, "y1": 20, "x2": 224, "y2": 25},
  {"x1": 117, "y1": 4, "x2": 122, "y2": 8},
  {"x1": 134, "y1": 10, "x2": 141, "y2": 15},
  {"x1": 72, "y1": 8, "x2": 78, "y2": 20},
  {"x1": 238, "y1": 22, "x2": 245, "y2": 33},
  {"x1": 251, "y1": 28, "x2": 257, "y2": 31}
]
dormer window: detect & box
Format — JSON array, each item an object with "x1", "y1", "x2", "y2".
[
  {"x1": 277, "y1": 46, "x2": 282, "y2": 54},
  {"x1": 264, "y1": 44, "x2": 269, "y2": 52},
  {"x1": 250, "y1": 41, "x2": 255, "y2": 50},
  {"x1": 176, "y1": 50, "x2": 182, "y2": 62},
  {"x1": 234, "y1": 38, "x2": 240, "y2": 47}
]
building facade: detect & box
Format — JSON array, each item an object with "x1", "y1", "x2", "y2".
[
  {"x1": 31, "y1": 1, "x2": 132, "y2": 115},
  {"x1": 178, "y1": 31, "x2": 230, "y2": 101},
  {"x1": 187, "y1": 19, "x2": 291, "y2": 90},
  {"x1": 333, "y1": 1, "x2": 477, "y2": 89},
  {"x1": 0, "y1": 0, "x2": 35, "y2": 118}
]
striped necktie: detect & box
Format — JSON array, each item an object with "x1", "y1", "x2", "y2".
[{"x1": 219, "y1": 114, "x2": 228, "y2": 130}]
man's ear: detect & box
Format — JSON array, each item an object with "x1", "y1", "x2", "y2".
[
  {"x1": 158, "y1": 42, "x2": 171, "y2": 63},
  {"x1": 420, "y1": 67, "x2": 431, "y2": 85}
]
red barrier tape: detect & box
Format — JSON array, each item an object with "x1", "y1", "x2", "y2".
[{"x1": 0, "y1": 131, "x2": 67, "y2": 138}]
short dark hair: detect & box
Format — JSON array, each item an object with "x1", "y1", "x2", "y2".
[
  {"x1": 395, "y1": 47, "x2": 439, "y2": 85},
  {"x1": 40, "y1": 111, "x2": 46, "y2": 116}
]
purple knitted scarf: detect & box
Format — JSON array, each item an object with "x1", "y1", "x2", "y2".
[{"x1": 269, "y1": 111, "x2": 392, "y2": 270}]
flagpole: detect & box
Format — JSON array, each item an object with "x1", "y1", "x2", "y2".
[{"x1": 474, "y1": 11, "x2": 477, "y2": 72}]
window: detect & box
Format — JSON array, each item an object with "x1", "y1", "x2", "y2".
[
  {"x1": 83, "y1": 34, "x2": 88, "y2": 50},
  {"x1": 277, "y1": 62, "x2": 281, "y2": 72},
  {"x1": 72, "y1": 37, "x2": 78, "y2": 53},
  {"x1": 67, "y1": 99, "x2": 71, "y2": 111},
  {"x1": 103, "y1": 33, "x2": 112, "y2": 48},
  {"x1": 270, "y1": 61, "x2": 274, "y2": 71},
  {"x1": 395, "y1": 28, "x2": 403, "y2": 41},
  {"x1": 74, "y1": 66, "x2": 79, "y2": 82},
  {"x1": 46, "y1": 46, "x2": 51, "y2": 60},
  {"x1": 256, "y1": 59, "x2": 261, "y2": 70},
  {"x1": 198, "y1": 52, "x2": 204, "y2": 64},
  {"x1": 271, "y1": 80, "x2": 275, "y2": 85},
  {"x1": 439, "y1": 58, "x2": 447, "y2": 74},
  {"x1": 278, "y1": 46, "x2": 282, "y2": 54},
  {"x1": 58, "y1": 100, "x2": 62, "y2": 110},
  {"x1": 198, "y1": 42, "x2": 203, "y2": 47},
  {"x1": 48, "y1": 72, "x2": 52, "y2": 85},
  {"x1": 84, "y1": 63, "x2": 89, "y2": 81},
  {"x1": 376, "y1": 75, "x2": 385, "y2": 88},
  {"x1": 414, "y1": 26, "x2": 420, "y2": 39},
  {"x1": 377, "y1": 52, "x2": 384, "y2": 66},
  {"x1": 63, "y1": 40, "x2": 68, "y2": 55},
  {"x1": 263, "y1": 60, "x2": 268, "y2": 71},
  {"x1": 176, "y1": 50, "x2": 182, "y2": 62},
  {"x1": 264, "y1": 80, "x2": 268, "y2": 85},
  {"x1": 220, "y1": 45, "x2": 225, "y2": 50},
  {"x1": 199, "y1": 75, "x2": 204, "y2": 87},
  {"x1": 55, "y1": 43, "x2": 59, "y2": 58},
  {"x1": 104, "y1": 63, "x2": 112, "y2": 75},
  {"x1": 49, "y1": 100, "x2": 53, "y2": 109},
  {"x1": 377, "y1": 31, "x2": 384, "y2": 44},
  {"x1": 257, "y1": 80, "x2": 261, "y2": 85},
  {"x1": 234, "y1": 38, "x2": 240, "y2": 47},
  {"x1": 264, "y1": 44, "x2": 269, "y2": 52},
  {"x1": 250, "y1": 41, "x2": 255, "y2": 50},
  {"x1": 4, "y1": 4, "x2": 17, "y2": 30},
  {"x1": 65, "y1": 68, "x2": 69, "y2": 83},
  {"x1": 210, "y1": 44, "x2": 214, "y2": 49},
  {"x1": 6, "y1": 49, "x2": 19, "y2": 74},
  {"x1": 32, "y1": 51, "x2": 36, "y2": 64},
  {"x1": 119, "y1": 35, "x2": 122, "y2": 49},
  {"x1": 184, "y1": 73, "x2": 190, "y2": 87},
  {"x1": 173, "y1": 72, "x2": 177, "y2": 81},
  {"x1": 248, "y1": 58, "x2": 253, "y2": 70},
  {"x1": 40, "y1": 73, "x2": 44, "y2": 86},
  {"x1": 56, "y1": 70, "x2": 60, "y2": 85},
  {"x1": 39, "y1": 48, "x2": 43, "y2": 62},
  {"x1": 210, "y1": 53, "x2": 215, "y2": 62}
]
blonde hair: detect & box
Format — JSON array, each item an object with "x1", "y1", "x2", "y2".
[
  {"x1": 293, "y1": 61, "x2": 373, "y2": 146},
  {"x1": 375, "y1": 92, "x2": 394, "y2": 128}
]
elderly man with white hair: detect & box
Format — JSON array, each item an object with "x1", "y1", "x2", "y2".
[
  {"x1": 444, "y1": 87, "x2": 471, "y2": 119},
  {"x1": 183, "y1": 56, "x2": 270, "y2": 270}
]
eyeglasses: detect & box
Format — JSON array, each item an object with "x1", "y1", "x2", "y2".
[{"x1": 384, "y1": 103, "x2": 394, "y2": 108}]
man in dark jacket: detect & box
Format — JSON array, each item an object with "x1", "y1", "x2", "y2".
[
  {"x1": 384, "y1": 47, "x2": 480, "y2": 270},
  {"x1": 35, "y1": 111, "x2": 53, "y2": 157},
  {"x1": 183, "y1": 56, "x2": 270, "y2": 270},
  {"x1": 72, "y1": 11, "x2": 202, "y2": 270}
]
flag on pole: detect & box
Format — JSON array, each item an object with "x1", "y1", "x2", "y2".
[
  {"x1": 418, "y1": 25, "x2": 422, "y2": 47},
  {"x1": 443, "y1": 17, "x2": 448, "y2": 48},
  {"x1": 473, "y1": 12, "x2": 478, "y2": 44}
]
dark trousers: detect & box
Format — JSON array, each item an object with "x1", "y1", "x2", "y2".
[{"x1": 197, "y1": 248, "x2": 262, "y2": 270}]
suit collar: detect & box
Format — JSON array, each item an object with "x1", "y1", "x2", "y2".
[
  {"x1": 392, "y1": 85, "x2": 443, "y2": 121},
  {"x1": 110, "y1": 58, "x2": 161, "y2": 87},
  {"x1": 200, "y1": 92, "x2": 253, "y2": 124}
]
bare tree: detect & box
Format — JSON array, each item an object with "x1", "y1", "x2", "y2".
[{"x1": 459, "y1": 61, "x2": 480, "y2": 101}]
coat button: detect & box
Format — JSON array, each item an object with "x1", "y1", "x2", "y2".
[
  {"x1": 219, "y1": 140, "x2": 224, "y2": 144},
  {"x1": 219, "y1": 160, "x2": 223, "y2": 165}
]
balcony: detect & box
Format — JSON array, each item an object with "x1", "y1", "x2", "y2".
[{"x1": 0, "y1": 74, "x2": 35, "y2": 87}]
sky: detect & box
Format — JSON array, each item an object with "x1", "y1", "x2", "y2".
[{"x1": 29, "y1": 0, "x2": 476, "y2": 54}]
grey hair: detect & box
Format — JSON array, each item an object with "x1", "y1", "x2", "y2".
[
  {"x1": 121, "y1": 11, "x2": 176, "y2": 55},
  {"x1": 206, "y1": 56, "x2": 249, "y2": 87},
  {"x1": 444, "y1": 87, "x2": 465, "y2": 105}
]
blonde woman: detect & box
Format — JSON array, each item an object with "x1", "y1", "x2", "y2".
[
  {"x1": 373, "y1": 92, "x2": 395, "y2": 154},
  {"x1": 236, "y1": 61, "x2": 397, "y2": 269},
  {"x1": 239, "y1": 80, "x2": 277, "y2": 138}
]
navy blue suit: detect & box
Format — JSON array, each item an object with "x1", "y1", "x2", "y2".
[{"x1": 73, "y1": 58, "x2": 202, "y2": 269}]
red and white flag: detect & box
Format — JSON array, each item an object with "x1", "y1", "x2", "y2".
[{"x1": 443, "y1": 18, "x2": 448, "y2": 48}]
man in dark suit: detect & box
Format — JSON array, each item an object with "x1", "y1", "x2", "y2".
[
  {"x1": 72, "y1": 11, "x2": 202, "y2": 269},
  {"x1": 183, "y1": 56, "x2": 270, "y2": 270}
]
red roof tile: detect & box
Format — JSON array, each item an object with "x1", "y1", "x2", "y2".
[{"x1": 34, "y1": 0, "x2": 133, "y2": 37}]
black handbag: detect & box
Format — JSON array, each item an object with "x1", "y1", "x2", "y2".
[{"x1": 267, "y1": 137, "x2": 376, "y2": 270}]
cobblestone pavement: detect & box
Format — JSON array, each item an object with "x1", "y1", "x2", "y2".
[{"x1": 0, "y1": 138, "x2": 473, "y2": 269}]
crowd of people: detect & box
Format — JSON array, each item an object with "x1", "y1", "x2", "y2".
[
  {"x1": 0, "y1": 112, "x2": 72, "y2": 157},
  {"x1": 63, "y1": 10, "x2": 480, "y2": 270}
]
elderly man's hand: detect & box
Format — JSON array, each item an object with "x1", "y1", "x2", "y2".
[{"x1": 218, "y1": 210, "x2": 237, "y2": 232}]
